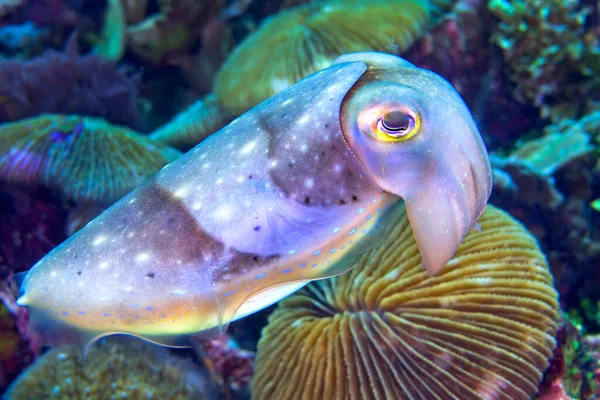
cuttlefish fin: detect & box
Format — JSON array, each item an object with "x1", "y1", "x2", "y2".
[
  {"x1": 19, "y1": 309, "x2": 106, "y2": 356},
  {"x1": 27, "y1": 308, "x2": 225, "y2": 358},
  {"x1": 265, "y1": 198, "x2": 405, "y2": 282},
  {"x1": 224, "y1": 202, "x2": 405, "y2": 321},
  {"x1": 113, "y1": 329, "x2": 224, "y2": 350},
  {"x1": 20, "y1": 282, "x2": 226, "y2": 354},
  {"x1": 228, "y1": 280, "x2": 312, "y2": 323}
]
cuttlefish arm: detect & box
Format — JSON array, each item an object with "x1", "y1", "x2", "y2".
[
  {"x1": 15, "y1": 52, "x2": 491, "y2": 351},
  {"x1": 338, "y1": 52, "x2": 492, "y2": 275}
]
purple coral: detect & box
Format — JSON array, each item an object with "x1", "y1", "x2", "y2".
[
  {"x1": 197, "y1": 335, "x2": 255, "y2": 397},
  {"x1": 0, "y1": 35, "x2": 143, "y2": 130},
  {"x1": 11, "y1": 0, "x2": 78, "y2": 27},
  {"x1": 0, "y1": 184, "x2": 67, "y2": 280}
]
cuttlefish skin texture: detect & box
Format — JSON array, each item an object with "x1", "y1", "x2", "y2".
[{"x1": 16, "y1": 52, "x2": 492, "y2": 348}]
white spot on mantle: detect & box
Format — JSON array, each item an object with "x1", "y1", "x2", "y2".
[
  {"x1": 136, "y1": 253, "x2": 150, "y2": 262},
  {"x1": 92, "y1": 236, "x2": 107, "y2": 246},
  {"x1": 240, "y1": 141, "x2": 257, "y2": 155}
]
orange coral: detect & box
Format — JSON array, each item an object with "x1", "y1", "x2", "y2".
[{"x1": 252, "y1": 204, "x2": 559, "y2": 400}]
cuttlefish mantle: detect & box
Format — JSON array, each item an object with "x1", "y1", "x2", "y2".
[{"x1": 16, "y1": 52, "x2": 492, "y2": 350}]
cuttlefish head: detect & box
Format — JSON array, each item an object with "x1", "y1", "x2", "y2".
[{"x1": 337, "y1": 52, "x2": 493, "y2": 276}]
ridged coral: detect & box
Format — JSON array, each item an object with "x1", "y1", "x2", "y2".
[
  {"x1": 149, "y1": 0, "x2": 438, "y2": 148},
  {"x1": 214, "y1": 0, "x2": 432, "y2": 116},
  {"x1": 0, "y1": 114, "x2": 181, "y2": 205},
  {"x1": 252, "y1": 204, "x2": 559, "y2": 400},
  {"x1": 3, "y1": 337, "x2": 210, "y2": 399}
]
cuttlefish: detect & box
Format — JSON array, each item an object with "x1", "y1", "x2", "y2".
[{"x1": 15, "y1": 52, "x2": 492, "y2": 350}]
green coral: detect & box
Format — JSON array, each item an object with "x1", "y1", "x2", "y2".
[
  {"x1": 556, "y1": 313, "x2": 600, "y2": 398},
  {"x1": 4, "y1": 337, "x2": 210, "y2": 399},
  {"x1": 90, "y1": 0, "x2": 126, "y2": 61},
  {"x1": 507, "y1": 129, "x2": 593, "y2": 175},
  {"x1": 489, "y1": 0, "x2": 600, "y2": 121},
  {"x1": 0, "y1": 114, "x2": 182, "y2": 205},
  {"x1": 544, "y1": 107, "x2": 600, "y2": 138}
]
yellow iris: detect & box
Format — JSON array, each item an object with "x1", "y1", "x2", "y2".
[{"x1": 373, "y1": 111, "x2": 420, "y2": 142}]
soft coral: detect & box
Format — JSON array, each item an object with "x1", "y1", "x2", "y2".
[{"x1": 0, "y1": 34, "x2": 143, "y2": 129}]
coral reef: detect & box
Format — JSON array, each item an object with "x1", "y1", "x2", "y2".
[
  {"x1": 196, "y1": 335, "x2": 255, "y2": 400},
  {"x1": 536, "y1": 315, "x2": 600, "y2": 399},
  {"x1": 0, "y1": 0, "x2": 79, "y2": 28},
  {"x1": 405, "y1": 0, "x2": 540, "y2": 145},
  {"x1": 0, "y1": 0, "x2": 599, "y2": 398},
  {"x1": 489, "y1": 112, "x2": 600, "y2": 321},
  {"x1": 149, "y1": 93, "x2": 232, "y2": 150},
  {"x1": 0, "y1": 295, "x2": 36, "y2": 394},
  {"x1": 0, "y1": 302, "x2": 26, "y2": 392},
  {"x1": 214, "y1": 0, "x2": 432, "y2": 116},
  {"x1": 3, "y1": 337, "x2": 212, "y2": 399},
  {"x1": 126, "y1": 0, "x2": 225, "y2": 66},
  {"x1": 490, "y1": 129, "x2": 594, "y2": 209},
  {"x1": 0, "y1": 114, "x2": 181, "y2": 205},
  {"x1": 545, "y1": 108, "x2": 600, "y2": 142},
  {"x1": 0, "y1": 22, "x2": 48, "y2": 58},
  {"x1": 507, "y1": 131, "x2": 594, "y2": 175},
  {"x1": 0, "y1": 184, "x2": 66, "y2": 278},
  {"x1": 0, "y1": 0, "x2": 23, "y2": 20},
  {"x1": 489, "y1": 0, "x2": 600, "y2": 121},
  {"x1": 0, "y1": 34, "x2": 143, "y2": 129},
  {"x1": 122, "y1": 0, "x2": 147, "y2": 25},
  {"x1": 152, "y1": 0, "x2": 440, "y2": 148},
  {"x1": 90, "y1": 0, "x2": 126, "y2": 61},
  {"x1": 252, "y1": 205, "x2": 559, "y2": 400}
]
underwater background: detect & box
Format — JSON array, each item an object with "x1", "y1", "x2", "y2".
[{"x1": 0, "y1": 0, "x2": 598, "y2": 399}]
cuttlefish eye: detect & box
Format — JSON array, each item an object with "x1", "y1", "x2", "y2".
[{"x1": 374, "y1": 110, "x2": 420, "y2": 141}]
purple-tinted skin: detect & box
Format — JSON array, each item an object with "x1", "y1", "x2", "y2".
[
  {"x1": 16, "y1": 52, "x2": 491, "y2": 350},
  {"x1": 338, "y1": 52, "x2": 492, "y2": 275}
]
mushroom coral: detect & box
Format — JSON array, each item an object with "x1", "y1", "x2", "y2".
[
  {"x1": 251, "y1": 204, "x2": 559, "y2": 400},
  {"x1": 151, "y1": 0, "x2": 439, "y2": 149},
  {"x1": 215, "y1": 0, "x2": 431, "y2": 115},
  {"x1": 0, "y1": 114, "x2": 181, "y2": 205}
]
